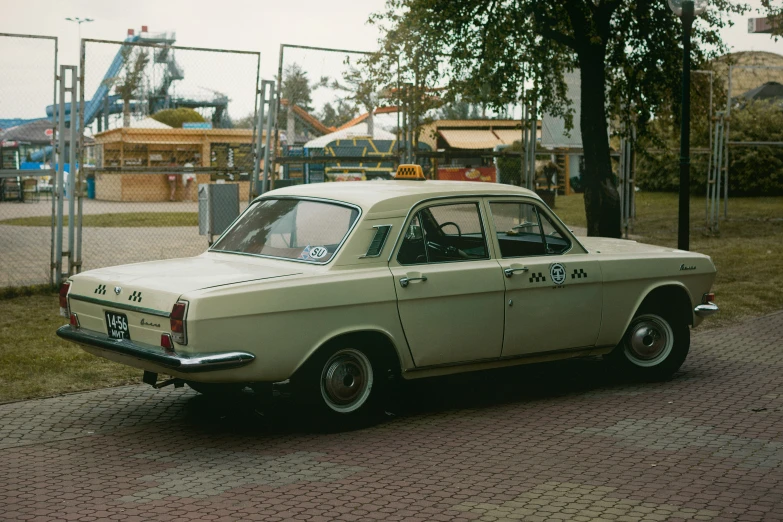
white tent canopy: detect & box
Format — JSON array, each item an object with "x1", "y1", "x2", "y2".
[
  {"x1": 304, "y1": 122, "x2": 396, "y2": 149},
  {"x1": 130, "y1": 117, "x2": 173, "y2": 129}
]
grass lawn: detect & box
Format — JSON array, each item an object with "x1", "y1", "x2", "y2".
[
  {"x1": 556, "y1": 192, "x2": 783, "y2": 329},
  {"x1": 0, "y1": 212, "x2": 198, "y2": 227},
  {"x1": 0, "y1": 192, "x2": 781, "y2": 403},
  {"x1": 0, "y1": 290, "x2": 139, "y2": 404}
]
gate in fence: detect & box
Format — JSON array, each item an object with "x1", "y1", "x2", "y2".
[
  {"x1": 0, "y1": 33, "x2": 59, "y2": 288},
  {"x1": 76, "y1": 35, "x2": 261, "y2": 276}
]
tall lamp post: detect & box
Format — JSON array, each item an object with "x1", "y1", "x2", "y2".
[
  {"x1": 668, "y1": 0, "x2": 707, "y2": 251},
  {"x1": 65, "y1": 17, "x2": 93, "y2": 49}
]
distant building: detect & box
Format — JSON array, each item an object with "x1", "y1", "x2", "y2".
[{"x1": 92, "y1": 126, "x2": 260, "y2": 201}]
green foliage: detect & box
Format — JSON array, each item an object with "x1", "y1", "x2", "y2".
[
  {"x1": 111, "y1": 47, "x2": 149, "y2": 102},
  {"x1": 496, "y1": 141, "x2": 522, "y2": 186},
  {"x1": 151, "y1": 108, "x2": 206, "y2": 128},
  {"x1": 230, "y1": 113, "x2": 257, "y2": 129},
  {"x1": 368, "y1": 0, "x2": 748, "y2": 237},
  {"x1": 760, "y1": 0, "x2": 783, "y2": 37},
  {"x1": 438, "y1": 100, "x2": 483, "y2": 120},
  {"x1": 636, "y1": 100, "x2": 783, "y2": 196},
  {"x1": 282, "y1": 63, "x2": 328, "y2": 112},
  {"x1": 320, "y1": 101, "x2": 356, "y2": 128}
]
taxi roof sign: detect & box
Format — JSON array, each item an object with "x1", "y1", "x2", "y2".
[{"x1": 396, "y1": 164, "x2": 425, "y2": 180}]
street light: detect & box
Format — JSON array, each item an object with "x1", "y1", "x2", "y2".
[
  {"x1": 668, "y1": 0, "x2": 707, "y2": 251},
  {"x1": 65, "y1": 17, "x2": 94, "y2": 44}
]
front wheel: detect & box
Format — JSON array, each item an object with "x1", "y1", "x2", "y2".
[
  {"x1": 607, "y1": 312, "x2": 690, "y2": 380},
  {"x1": 293, "y1": 345, "x2": 387, "y2": 421}
]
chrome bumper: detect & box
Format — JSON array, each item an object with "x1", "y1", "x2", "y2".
[
  {"x1": 694, "y1": 302, "x2": 719, "y2": 317},
  {"x1": 56, "y1": 325, "x2": 255, "y2": 373}
]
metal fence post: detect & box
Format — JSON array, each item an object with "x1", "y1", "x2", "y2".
[
  {"x1": 252, "y1": 83, "x2": 266, "y2": 198},
  {"x1": 261, "y1": 81, "x2": 276, "y2": 194},
  {"x1": 67, "y1": 66, "x2": 78, "y2": 277}
]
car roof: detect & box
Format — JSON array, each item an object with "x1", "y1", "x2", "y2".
[{"x1": 261, "y1": 180, "x2": 541, "y2": 216}]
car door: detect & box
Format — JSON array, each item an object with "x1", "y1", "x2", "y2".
[
  {"x1": 389, "y1": 200, "x2": 505, "y2": 367},
  {"x1": 487, "y1": 198, "x2": 603, "y2": 358}
]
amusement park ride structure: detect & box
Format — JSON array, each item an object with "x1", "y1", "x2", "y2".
[
  {"x1": 45, "y1": 27, "x2": 229, "y2": 130},
  {"x1": 25, "y1": 27, "x2": 229, "y2": 162}
]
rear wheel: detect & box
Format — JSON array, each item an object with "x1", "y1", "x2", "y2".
[
  {"x1": 608, "y1": 311, "x2": 689, "y2": 380},
  {"x1": 293, "y1": 344, "x2": 387, "y2": 421}
]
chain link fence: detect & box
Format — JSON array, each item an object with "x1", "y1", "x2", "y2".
[
  {"x1": 725, "y1": 64, "x2": 783, "y2": 200},
  {"x1": 78, "y1": 36, "x2": 260, "y2": 273},
  {"x1": 273, "y1": 44, "x2": 545, "y2": 191},
  {"x1": 0, "y1": 33, "x2": 58, "y2": 288}
]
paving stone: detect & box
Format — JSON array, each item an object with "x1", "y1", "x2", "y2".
[{"x1": 0, "y1": 311, "x2": 782, "y2": 521}]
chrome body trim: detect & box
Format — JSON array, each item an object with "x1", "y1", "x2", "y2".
[
  {"x1": 56, "y1": 325, "x2": 255, "y2": 372},
  {"x1": 694, "y1": 302, "x2": 719, "y2": 317},
  {"x1": 69, "y1": 294, "x2": 171, "y2": 318},
  {"x1": 404, "y1": 344, "x2": 612, "y2": 373},
  {"x1": 208, "y1": 196, "x2": 363, "y2": 266},
  {"x1": 359, "y1": 224, "x2": 393, "y2": 258}
]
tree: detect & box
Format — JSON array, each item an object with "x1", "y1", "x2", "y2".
[
  {"x1": 281, "y1": 63, "x2": 328, "y2": 144},
  {"x1": 438, "y1": 99, "x2": 483, "y2": 120},
  {"x1": 151, "y1": 108, "x2": 206, "y2": 128},
  {"x1": 331, "y1": 64, "x2": 382, "y2": 135},
  {"x1": 106, "y1": 46, "x2": 150, "y2": 128},
  {"x1": 320, "y1": 101, "x2": 356, "y2": 128},
  {"x1": 230, "y1": 113, "x2": 257, "y2": 129},
  {"x1": 761, "y1": 0, "x2": 782, "y2": 37},
  {"x1": 368, "y1": 6, "x2": 447, "y2": 153},
  {"x1": 371, "y1": 0, "x2": 747, "y2": 237}
]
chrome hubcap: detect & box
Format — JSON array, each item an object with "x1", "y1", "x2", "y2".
[
  {"x1": 624, "y1": 314, "x2": 674, "y2": 367},
  {"x1": 320, "y1": 349, "x2": 373, "y2": 413}
]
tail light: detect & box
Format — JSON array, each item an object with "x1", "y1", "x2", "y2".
[
  {"x1": 703, "y1": 292, "x2": 715, "y2": 303},
  {"x1": 160, "y1": 334, "x2": 174, "y2": 352},
  {"x1": 69, "y1": 313, "x2": 80, "y2": 328},
  {"x1": 170, "y1": 301, "x2": 188, "y2": 345},
  {"x1": 59, "y1": 281, "x2": 71, "y2": 317}
]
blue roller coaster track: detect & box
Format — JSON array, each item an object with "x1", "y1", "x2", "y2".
[{"x1": 26, "y1": 29, "x2": 228, "y2": 162}]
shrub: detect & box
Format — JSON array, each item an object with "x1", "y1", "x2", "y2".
[
  {"x1": 150, "y1": 108, "x2": 206, "y2": 128},
  {"x1": 636, "y1": 99, "x2": 783, "y2": 195}
]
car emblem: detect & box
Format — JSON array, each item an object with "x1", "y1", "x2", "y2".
[
  {"x1": 114, "y1": 286, "x2": 122, "y2": 295},
  {"x1": 549, "y1": 263, "x2": 566, "y2": 285}
]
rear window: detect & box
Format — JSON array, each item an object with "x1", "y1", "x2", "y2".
[{"x1": 210, "y1": 198, "x2": 360, "y2": 263}]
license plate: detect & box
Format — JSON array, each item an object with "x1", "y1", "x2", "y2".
[{"x1": 105, "y1": 311, "x2": 131, "y2": 340}]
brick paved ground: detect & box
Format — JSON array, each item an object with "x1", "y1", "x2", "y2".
[{"x1": 1, "y1": 312, "x2": 782, "y2": 521}]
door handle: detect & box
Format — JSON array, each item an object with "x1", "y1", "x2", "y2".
[
  {"x1": 399, "y1": 275, "x2": 427, "y2": 288},
  {"x1": 504, "y1": 266, "x2": 529, "y2": 278}
]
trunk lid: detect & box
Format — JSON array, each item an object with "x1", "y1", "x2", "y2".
[{"x1": 69, "y1": 255, "x2": 303, "y2": 316}]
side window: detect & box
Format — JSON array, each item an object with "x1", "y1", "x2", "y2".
[
  {"x1": 539, "y1": 211, "x2": 571, "y2": 255},
  {"x1": 396, "y1": 214, "x2": 427, "y2": 264},
  {"x1": 490, "y1": 202, "x2": 571, "y2": 258},
  {"x1": 397, "y1": 202, "x2": 489, "y2": 265}
]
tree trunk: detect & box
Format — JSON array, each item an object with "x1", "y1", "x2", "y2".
[
  {"x1": 366, "y1": 109, "x2": 375, "y2": 137},
  {"x1": 578, "y1": 50, "x2": 621, "y2": 238},
  {"x1": 287, "y1": 105, "x2": 296, "y2": 146},
  {"x1": 122, "y1": 103, "x2": 131, "y2": 128}
]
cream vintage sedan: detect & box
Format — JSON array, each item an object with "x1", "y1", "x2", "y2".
[{"x1": 57, "y1": 165, "x2": 718, "y2": 419}]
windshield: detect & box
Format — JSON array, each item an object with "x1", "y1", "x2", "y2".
[{"x1": 210, "y1": 198, "x2": 360, "y2": 263}]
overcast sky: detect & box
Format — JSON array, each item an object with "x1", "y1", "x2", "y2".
[{"x1": 0, "y1": 0, "x2": 780, "y2": 121}]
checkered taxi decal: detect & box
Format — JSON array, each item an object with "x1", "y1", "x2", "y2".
[
  {"x1": 572, "y1": 268, "x2": 588, "y2": 279},
  {"x1": 94, "y1": 284, "x2": 106, "y2": 295},
  {"x1": 128, "y1": 291, "x2": 143, "y2": 303},
  {"x1": 529, "y1": 273, "x2": 546, "y2": 283}
]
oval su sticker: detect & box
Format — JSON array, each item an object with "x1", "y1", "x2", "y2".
[{"x1": 309, "y1": 246, "x2": 328, "y2": 260}]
